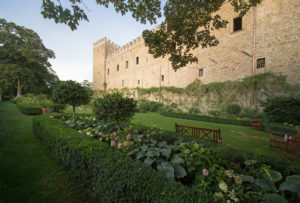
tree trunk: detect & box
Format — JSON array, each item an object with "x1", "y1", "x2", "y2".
[
  {"x1": 0, "y1": 94, "x2": 2, "y2": 103},
  {"x1": 17, "y1": 78, "x2": 21, "y2": 97},
  {"x1": 72, "y1": 105, "x2": 76, "y2": 121}
]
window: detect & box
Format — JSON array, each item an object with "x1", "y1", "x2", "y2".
[
  {"x1": 107, "y1": 68, "x2": 109, "y2": 75},
  {"x1": 133, "y1": 91, "x2": 136, "y2": 97},
  {"x1": 122, "y1": 80, "x2": 124, "y2": 87},
  {"x1": 117, "y1": 65, "x2": 119, "y2": 71},
  {"x1": 136, "y1": 57, "x2": 139, "y2": 65},
  {"x1": 257, "y1": 58, "x2": 266, "y2": 69},
  {"x1": 161, "y1": 75, "x2": 164, "y2": 81},
  {"x1": 126, "y1": 61, "x2": 129, "y2": 69},
  {"x1": 138, "y1": 80, "x2": 140, "y2": 85},
  {"x1": 233, "y1": 17, "x2": 242, "y2": 32},
  {"x1": 199, "y1": 69, "x2": 204, "y2": 77}
]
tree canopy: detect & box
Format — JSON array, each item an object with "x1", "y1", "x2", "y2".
[
  {"x1": 41, "y1": 0, "x2": 261, "y2": 70},
  {"x1": 0, "y1": 19, "x2": 58, "y2": 98},
  {"x1": 52, "y1": 80, "x2": 90, "y2": 120}
]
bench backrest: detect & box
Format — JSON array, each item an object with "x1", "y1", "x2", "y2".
[{"x1": 175, "y1": 123, "x2": 221, "y2": 143}]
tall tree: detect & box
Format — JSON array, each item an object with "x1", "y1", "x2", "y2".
[
  {"x1": 0, "y1": 19, "x2": 58, "y2": 97},
  {"x1": 41, "y1": 0, "x2": 261, "y2": 70}
]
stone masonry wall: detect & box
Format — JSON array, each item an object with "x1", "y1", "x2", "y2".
[{"x1": 93, "y1": 0, "x2": 300, "y2": 92}]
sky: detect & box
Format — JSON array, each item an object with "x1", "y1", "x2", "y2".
[{"x1": 0, "y1": 0, "x2": 164, "y2": 83}]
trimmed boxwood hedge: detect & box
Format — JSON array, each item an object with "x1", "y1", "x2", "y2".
[
  {"x1": 160, "y1": 111, "x2": 251, "y2": 126},
  {"x1": 16, "y1": 103, "x2": 42, "y2": 115},
  {"x1": 33, "y1": 116, "x2": 205, "y2": 202},
  {"x1": 160, "y1": 111, "x2": 297, "y2": 134}
]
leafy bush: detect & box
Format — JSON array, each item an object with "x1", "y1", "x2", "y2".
[
  {"x1": 160, "y1": 111, "x2": 251, "y2": 126},
  {"x1": 137, "y1": 99, "x2": 163, "y2": 112},
  {"x1": 48, "y1": 103, "x2": 66, "y2": 113},
  {"x1": 261, "y1": 96, "x2": 300, "y2": 125},
  {"x1": 33, "y1": 116, "x2": 198, "y2": 202},
  {"x1": 93, "y1": 92, "x2": 137, "y2": 129},
  {"x1": 226, "y1": 104, "x2": 241, "y2": 116},
  {"x1": 188, "y1": 106, "x2": 201, "y2": 114},
  {"x1": 208, "y1": 110, "x2": 220, "y2": 117},
  {"x1": 263, "y1": 122, "x2": 297, "y2": 135},
  {"x1": 240, "y1": 107, "x2": 260, "y2": 119},
  {"x1": 16, "y1": 102, "x2": 42, "y2": 115},
  {"x1": 52, "y1": 80, "x2": 90, "y2": 120}
]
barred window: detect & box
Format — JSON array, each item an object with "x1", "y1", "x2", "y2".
[{"x1": 257, "y1": 58, "x2": 266, "y2": 69}]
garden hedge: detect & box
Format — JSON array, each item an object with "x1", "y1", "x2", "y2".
[
  {"x1": 33, "y1": 116, "x2": 205, "y2": 202},
  {"x1": 160, "y1": 111, "x2": 298, "y2": 134},
  {"x1": 16, "y1": 102, "x2": 42, "y2": 115},
  {"x1": 160, "y1": 111, "x2": 251, "y2": 126}
]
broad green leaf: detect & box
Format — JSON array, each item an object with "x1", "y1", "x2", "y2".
[
  {"x1": 171, "y1": 154, "x2": 184, "y2": 165},
  {"x1": 255, "y1": 179, "x2": 277, "y2": 192},
  {"x1": 146, "y1": 150, "x2": 160, "y2": 157},
  {"x1": 240, "y1": 175, "x2": 255, "y2": 183},
  {"x1": 160, "y1": 148, "x2": 171, "y2": 158},
  {"x1": 244, "y1": 160, "x2": 257, "y2": 166},
  {"x1": 136, "y1": 151, "x2": 145, "y2": 160},
  {"x1": 127, "y1": 148, "x2": 139, "y2": 156},
  {"x1": 279, "y1": 175, "x2": 300, "y2": 193},
  {"x1": 157, "y1": 161, "x2": 174, "y2": 179},
  {"x1": 174, "y1": 164, "x2": 187, "y2": 179},
  {"x1": 141, "y1": 145, "x2": 148, "y2": 152},
  {"x1": 263, "y1": 193, "x2": 288, "y2": 203},
  {"x1": 144, "y1": 157, "x2": 155, "y2": 166}
]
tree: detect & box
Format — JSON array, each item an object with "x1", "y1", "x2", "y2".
[
  {"x1": 92, "y1": 92, "x2": 137, "y2": 130},
  {"x1": 0, "y1": 19, "x2": 58, "y2": 98},
  {"x1": 41, "y1": 0, "x2": 261, "y2": 70},
  {"x1": 52, "y1": 80, "x2": 90, "y2": 120}
]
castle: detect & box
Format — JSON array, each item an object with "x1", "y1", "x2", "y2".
[{"x1": 93, "y1": 0, "x2": 300, "y2": 94}]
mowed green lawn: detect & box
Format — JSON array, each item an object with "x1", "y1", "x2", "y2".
[
  {"x1": 0, "y1": 103, "x2": 88, "y2": 203},
  {"x1": 132, "y1": 113, "x2": 284, "y2": 159}
]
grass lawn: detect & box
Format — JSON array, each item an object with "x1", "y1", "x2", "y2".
[
  {"x1": 132, "y1": 112, "x2": 284, "y2": 159},
  {"x1": 0, "y1": 102, "x2": 88, "y2": 202}
]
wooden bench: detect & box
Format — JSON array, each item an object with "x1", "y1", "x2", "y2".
[
  {"x1": 269, "y1": 131, "x2": 300, "y2": 161},
  {"x1": 175, "y1": 123, "x2": 222, "y2": 143},
  {"x1": 250, "y1": 120, "x2": 262, "y2": 130}
]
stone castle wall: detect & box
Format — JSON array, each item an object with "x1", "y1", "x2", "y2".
[{"x1": 93, "y1": 0, "x2": 300, "y2": 92}]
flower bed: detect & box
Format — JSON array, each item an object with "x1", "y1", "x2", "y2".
[{"x1": 44, "y1": 114, "x2": 300, "y2": 202}]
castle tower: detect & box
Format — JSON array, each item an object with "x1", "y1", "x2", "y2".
[{"x1": 93, "y1": 37, "x2": 119, "y2": 91}]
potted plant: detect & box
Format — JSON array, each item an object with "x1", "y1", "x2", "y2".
[{"x1": 40, "y1": 99, "x2": 50, "y2": 114}]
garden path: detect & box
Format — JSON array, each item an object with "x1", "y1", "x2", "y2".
[{"x1": 0, "y1": 103, "x2": 87, "y2": 202}]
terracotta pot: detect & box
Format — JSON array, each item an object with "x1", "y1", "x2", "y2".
[{"x1": 42, "y1": 108, "x2": 49, "y2": 114}]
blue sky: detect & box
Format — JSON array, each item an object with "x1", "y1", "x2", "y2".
[{"x1": 0, "y1": 0, "x2": 164, "y2": 82}]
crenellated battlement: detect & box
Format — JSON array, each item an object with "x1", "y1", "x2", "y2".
[
  {"x1": 105, "y1": 36, "x2": 144, "y2": 59},
  {"x1": 93, "y1": 37, "x2": 120, "y2": 50}
]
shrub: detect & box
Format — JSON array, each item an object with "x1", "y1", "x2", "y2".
[
  {"x1": 137, "y1": 99, "x2": 163, "y2": 112},
  {"x1": 52, "y1": 80, "x2": 90, "y2": 120},
  {"x1": 226, "y1": 104, "x2": 241, "y2": 116},
  {"x1": 33, "y1": 116, "x2": 198, "y2": 202},
  {"x1": 93, "y1": 92, "x2": 137, "y2": 129},
  {"x1": 240, "y1": 107, "x2": 260, "y2": 119},
  {"x1": 208, "y1": 110, "x2": 220, "y2": 117},
  {"x1": 49, "y1": 103, "x2": 66, "y2": 113},
  {"x1": 188, "y1": 106, "x2": 201, "y2": 114},
  {"x1": 160, "y1": 110, "x2": 251, "y2": 126},
  {"x1": 261, "y1": 96, "x2": 300, "y2": 125},
  {"x1": 16, "y1": 102, "x2": 42, "y2": 115}
]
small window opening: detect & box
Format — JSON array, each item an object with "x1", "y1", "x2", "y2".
[
  {"x1": 161, "y1": 75, "x2": 164, "y2": 81},
  {"x1": 136, "y1": 57, "x2": 139, "y2": 65},
  {"x1": 233, "y1": 17, "x2": 242, "y2": 32},
  {"x1": 107, "y1": 68, "x2": 109, "y2": 75},
  {"x1": 257, "y1": 58, "x2": 266, "y2": 69},
  {"x1": 138, "y1": 80, "x2": 140, "y2": 85},
  {"x1": 133, "y1": 91, "x2": 136, "y2": 97},
  {"x1": 199, "y1": 69, "x2": 204, "y2": 77},
  {"x1": 126, "y1": 61, "x2": 129, "y2": 69},
  {"x1": 117, "y1": 65, "x2": 119, "y2": 71}
]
